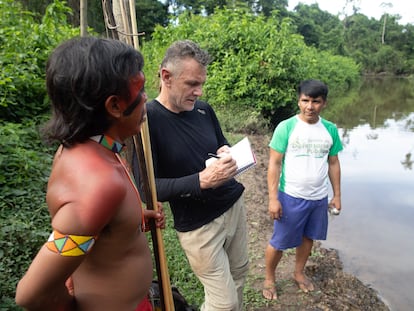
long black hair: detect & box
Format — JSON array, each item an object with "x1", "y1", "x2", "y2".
[{"x1": 42, "y1": 36, "x2": 144, "y2": 147}]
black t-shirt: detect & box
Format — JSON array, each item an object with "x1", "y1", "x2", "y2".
[{"x1": 133, "y1": 99, "x2": 244, "y2": 232}]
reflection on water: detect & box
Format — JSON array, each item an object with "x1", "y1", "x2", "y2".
[
  {"x1": 401, "y1": 152, "x2": 413, "y2": 170},
  {"x1": 322, "y1": 77, "x2": 414, "y2": 311}
]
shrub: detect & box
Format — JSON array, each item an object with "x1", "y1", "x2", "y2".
[
  {"x1": 0, "y1": 0, "x2": 79, "y2": 122},
  {"x1": 141, "y1": 8, "x2": 360, "y2": 127},
  {"x1": 0, "y1": 118, "x2": 55, "y2": 309}
]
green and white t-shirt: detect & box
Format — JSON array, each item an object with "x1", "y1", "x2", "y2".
[{"x1": 269, "y1": 115, "x2": 343, "y2": 200}]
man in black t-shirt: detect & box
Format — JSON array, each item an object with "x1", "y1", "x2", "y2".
[{"x1": 133, "y1": 40, "x2": 249, "y2": 311}]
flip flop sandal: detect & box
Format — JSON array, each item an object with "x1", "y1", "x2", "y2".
[{"x1": 262, "y1": 282, "x2": 278, "y2": 300}]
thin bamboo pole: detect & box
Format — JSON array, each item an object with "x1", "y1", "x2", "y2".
[
  {"x1": 133, "y1": 135, "x2": 168, "y2": 311},
  {"x1": 128, "y1": 0, "x2": 140, "y2": 50},
  {"x1": 118, "y1": 0, "x2": 132, "y2": 46},
  {"x1": 80, "y1": 0, "x2": 87, "y2": 36}
]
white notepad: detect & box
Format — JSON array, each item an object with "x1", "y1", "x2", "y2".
[{"x1": 206, "y1": 137, "x2": 257, "y2": 176}]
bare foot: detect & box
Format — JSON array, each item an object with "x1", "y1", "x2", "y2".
[
  {"x1": 262, "y1": 280, "x2": 278, "y2": 300},
  {"x1": 294, "y1": 273, "x2": 315, "y2": 293}
]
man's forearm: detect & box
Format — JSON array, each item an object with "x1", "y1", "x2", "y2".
[{"x1": 155, "y1": 174, "x2": 201, "y2": 202}]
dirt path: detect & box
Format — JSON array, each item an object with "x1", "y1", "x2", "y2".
[{"x1": 238, "y1": 135, "x2": 390, "y2": 311}]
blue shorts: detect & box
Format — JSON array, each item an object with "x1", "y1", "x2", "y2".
[{"x1": 269, "y1": 191, "x2": 328, "y2": 251}]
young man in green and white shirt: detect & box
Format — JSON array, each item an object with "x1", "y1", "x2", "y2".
[{"x1": 263, "y1": 79, "x2": 343, "y2": 300}]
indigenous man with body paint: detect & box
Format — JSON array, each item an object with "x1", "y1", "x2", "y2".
[
  {"x1": 15, "y1": 37, "x2": 164, "y2": 311},
  {"x1": 263, "y1": 79, "x2": 343, "y2": 300}
]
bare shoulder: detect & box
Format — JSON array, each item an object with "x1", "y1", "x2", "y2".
[{"x1": 47, "y1": 143, "x2": 128, "y2": 234}]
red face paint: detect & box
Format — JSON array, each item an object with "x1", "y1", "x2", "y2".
[{"x1": 123, "y1": 72, "x2": 147, "y2": 116}]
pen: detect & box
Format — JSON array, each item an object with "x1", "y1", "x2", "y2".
[{"x1": 208, "y1": 153, "x2": 221, "y2": 159}]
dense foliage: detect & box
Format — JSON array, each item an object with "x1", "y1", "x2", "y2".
[
  {"x1": 0, "y1": 0, "x2": 79, "y2": 122},
  {"x1": 142, "y1": 8, "x2": 360, "y2": 126},
  {"x1": 341, "y1": 13, "x2": 414, "y2": 74},
  {"x1": 17, "y1": 0, "x2": 414, "y2": 76},
  {"x1": 0, "y1": 118, "x2": 55, "y2": 309}
]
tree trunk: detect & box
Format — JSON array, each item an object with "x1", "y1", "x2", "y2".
[{"x1": 80, "y1": 0, "x2": 87, "y2": 36}]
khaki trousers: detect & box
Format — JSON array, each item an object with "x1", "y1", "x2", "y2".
[{"x1": 177, "y1": 196, "x2": 249, "y2": 311}]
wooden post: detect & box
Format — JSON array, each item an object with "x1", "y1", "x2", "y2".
[{"x1": 80, "y1": 0, "x2": 87, "y2": 36}]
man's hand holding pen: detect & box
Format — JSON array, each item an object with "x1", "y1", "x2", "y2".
[{"x1": 200, "y1": 149, "x2": 237, "y2": 189}]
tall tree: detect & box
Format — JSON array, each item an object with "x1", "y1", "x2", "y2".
[
  {"x1": 167, "y1": 0, "x2": 289, "y2": 16},
  {"x1": 252, "y1": 0, "x2": 288, "y2": 17},
  {"x1": 16, "y1": 0, "x2": 169, "y2": 38},
  {"x1": 292, "y1": 3, "x2": 343, "y2": 54},
  {"x1": 136, "y1": 0, "x2": 169, "y2": 41},
  {"x1": 380, "y1": 2, "x2": 393, "y2": 44}
]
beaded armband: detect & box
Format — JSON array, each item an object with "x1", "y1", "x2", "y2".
[{"x1": 45, "y1": 229, "x2": 97, "y2": 257}]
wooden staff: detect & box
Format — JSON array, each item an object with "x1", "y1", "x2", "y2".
[
  {"x1": 102, "y1": 1, "x2": 175, "y2": 310},
  {"x1": 132, "y1": 133, "x2": 173, "y2": 311}
]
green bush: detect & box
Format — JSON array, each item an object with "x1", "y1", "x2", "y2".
[
  {"x1": 141, "y1": 8, "x2": 360, "y2": 125},
  {"x1": 0, "y1": 118, "x2": 55, "y2": 309},
  {"x1": 0, "y1": 0, "x2": 79, "y2": 122}
]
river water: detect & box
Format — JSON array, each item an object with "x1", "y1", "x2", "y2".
[{"x1": 322, "y1": 77, "x2": 414, "y2": 311}]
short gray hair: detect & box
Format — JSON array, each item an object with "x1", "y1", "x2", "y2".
[{"x1": 160, "y1": 40, "x2": 211, "y2": 72}]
